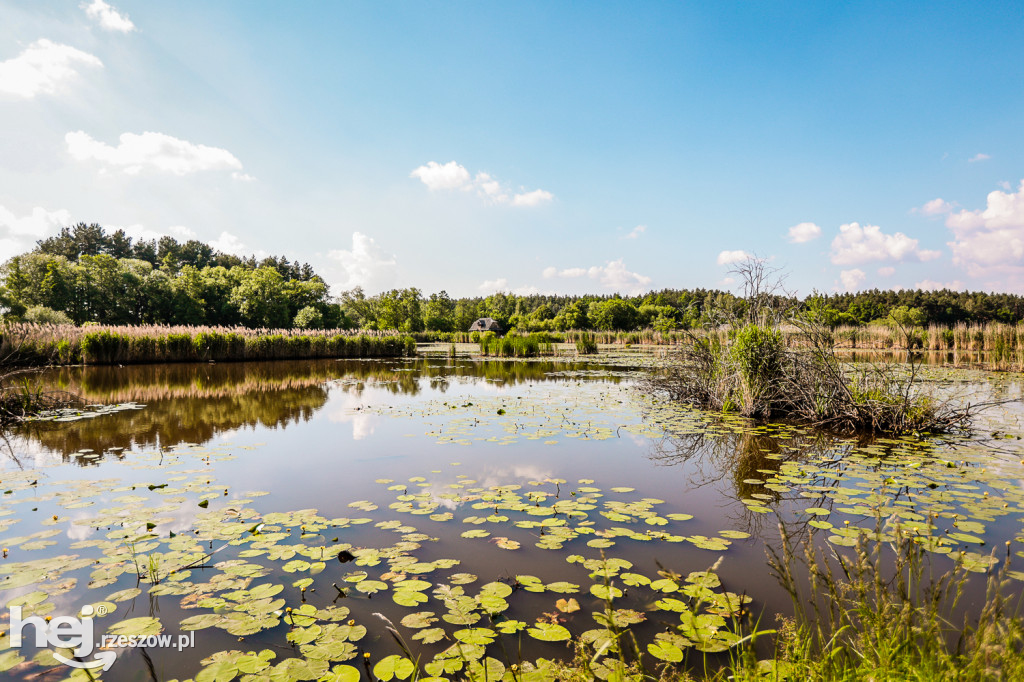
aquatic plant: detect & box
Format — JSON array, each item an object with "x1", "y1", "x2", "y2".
[
  {"x1": 479, "y1": 332, "x2": 553, "y2": 358},
  {"x1": 0, "y1": 322, "x2": 416, "y2": 367},
  {"x1": 576, "y1": 334, "x2": 599, "y2": 355},
  {"x1": 646, "y1": 260, "x2": 978, "y2": 434},
  {"x1": 750, "y1": 523, "x2": 1024, "y2": 681}
]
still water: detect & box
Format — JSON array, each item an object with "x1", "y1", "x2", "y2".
[{"x1": 0, "y1": 355, "x2": 1022, "y2": 679}]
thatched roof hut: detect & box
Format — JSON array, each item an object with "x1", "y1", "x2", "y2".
[{"x1": 469, "y1": 317, "x2": 502, "y2": 333}]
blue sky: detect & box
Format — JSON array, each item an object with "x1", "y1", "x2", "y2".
[{"x1": 1, "y1": 1, "x2": 1022, "y2": 297}]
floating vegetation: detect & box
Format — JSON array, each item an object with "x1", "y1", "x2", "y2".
[
  {"x1": 0, "y1": 442, "x2": 762, "y2": 681},
  {"x1": 23, "y1": 402, "x2": 145, "y2": 423}
]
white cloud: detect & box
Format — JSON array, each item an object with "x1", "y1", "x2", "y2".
[
  {"x1": 716, "y1": 250, "x2": 750, "y2": 265},
  {"x1": 411, "y1": 160, "x2": 552, "y2": 206},
  {"x1": 168, "y1": 225, "x2": 198, "y2": 240},
  {"x1": 82, "y1": 0, "x2": 135, "y2": 32},
  {"x1": 590, "y1": 260, "x2": 651, "y2": 293},
  {"x1": 968, "y1": 153, "x2": 991, "y2": 163},
  {"x1": 410, "y1": 161, "x2": 471, "y2": 191},
  {"x1": 66, "y1": 130, "x2": 243, "y2": 175},
  {"x1": 328, "y1": 391, "x2": 378, "y2": 441},
  {"x1": 110, "y1": 222, "x2": 197, "y2": 245},
  {"x1": 542, "y1": 259, "x2": 651, "y2": 294},
  {"x1": 786, "y1": 222, "x2": 821, "y2": 243},
  {"x1": 0, "y1": 40, "x2": 102, "y2": 99},
  {"x1": 914, "y1": 198, "x2": 955, "y2": 216},
  {"x1": 839, "y1": 268, "x2": 866, "y2": 292},
  {"x1": 877, "y1": 266, "x2": 895, "y2": 277},
  {"x1": 915, "y1": 279, "x2": 965, "y2": 291},
  {"x1": 945, "y1": 180, "x2": 1024, "y2": 282},
  {"x1": 829, "y1": 222, "x2": 941, "y2": 265},
  {"x1": 210, "y1": 231, "x2": 248, "y2": 256},
  {"x1": 327, "y1": 232, "x2": 398, "y2": 293},
  {"x1": 512, "y1": 189, "x2": 553, "y2": 207},
  {"x1": 623, "y1": 225, "x2": 647, "y2": 240},
  {"x1": 478, "y1": 278, "x2": 509, "y2": 293},
  {"x1": 0, "y1": 205, "x2": 71, "y2": 263}
]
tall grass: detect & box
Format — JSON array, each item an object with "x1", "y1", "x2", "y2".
[
  {"x1": 748, "y1": 524, "x2": 1024, "y2": 681},
  {"x1": 0, "y1": 323, "x2": 416, "y2": 366},
  {"x1": 478, "y1": 332, "x2": 555, "y2": 357}
]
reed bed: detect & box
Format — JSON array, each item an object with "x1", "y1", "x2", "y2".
[
  {"x1": 0, "y1": 323, "x2": 416, "y2": 366},
  {"x1": 478, "y1": 332, "x2": 555, "y2": 357},
  {"x1": 419, "y1": 323, "x2": 1024, "y2": 355}
]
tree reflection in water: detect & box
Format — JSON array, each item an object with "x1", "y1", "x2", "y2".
[{"x1": 16, "y1": 357, "x2": 624, "y2": 464}]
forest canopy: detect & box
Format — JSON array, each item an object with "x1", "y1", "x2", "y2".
[{"x1": 3, "y1": 223, "x2": 1024, "y2": 331}]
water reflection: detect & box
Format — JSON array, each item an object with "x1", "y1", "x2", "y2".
[{"x1": 19, "y1": 357, "x2": 625, "y2": 462}]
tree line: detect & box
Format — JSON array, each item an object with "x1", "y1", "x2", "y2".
[{"x1": 2, "y1": 223, "x2": 1024, "y2": 331}]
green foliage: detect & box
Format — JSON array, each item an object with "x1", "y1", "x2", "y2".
[
  {"x1": 730, "y1": 324, "x2": 784, "y2": 414},
  {"x1": 293, "y1": 306, "x2": 324, "y2": 330},
  {"x1": 575, "y1": 334, "x2": 598, "y2": 354},
  {"x1": 22, "y1": 305, "x2": 73, "y2": 325},
  {"x1": 10, "y1": 221, "x2": 1024, "y2": 336},
  {"x1": 479, "y1": 332, "x2": 551, "y2": 357},
  {"x1": 2, "y1": 225, "x2": 329, "y2": 329}
]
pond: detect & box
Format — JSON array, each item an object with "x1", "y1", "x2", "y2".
[{"x1": 1, "y1": 351, "x2": 1023, "y2": 680}]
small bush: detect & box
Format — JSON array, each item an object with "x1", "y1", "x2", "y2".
[
  {"x1": 293, "y1": 306, "x2": 324, "y2": 330},
  {"x1": 648, "y1": 318, "x2": 973, "y2": 434},
  {"x1": 731, "y1": 324, "x2": 784, "y2": 415},
  {"x1": 22, "y1": 306, "x2": 74, "y2": 326},
  {"x1": 575, "y1": 335, "x2": 598, "y2": 355}
]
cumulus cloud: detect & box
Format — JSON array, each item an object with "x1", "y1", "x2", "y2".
[
  {"x1": 327, "y1": 232, "x2": 398, "y2": 293},
  {"x1": 511, "y1": 189, "x2": 554, "y2": 207},
  {"x1": 829, "y1": 222, "x2": 941, "y2": 265},
  {"x1": 328, "y1": 391, "x2": 378, "y2": 441},
  {"x1": 410, "y1": 160, "x2": 552, "y2": 206},
  {"x1": 716, "y1": 250, "x2": 750, "y2": 265},
  {"x1": 914, "y1": 198, "x2": 955, "y2": 216},
  {"x1": 0, "y1": 40, "x2": 102, "y2": 99},
  {"x1": 478, "y1": 278, "x2": 510, "y2": 293},
  {"x1": 786, "y1": 222, "x2": 821, "y2": 243},
  {"x1": 839, "y1": 268, "x2": 866, "y2": 292},
  {"x1": 623, "y1": 225, "x2": 647, "y2": 240},
  {"x1": 0, "y1": 205, "x2": 71, "y2": 262},
  {"x1": 915, "y1": 279, "x2": 965, "y2": 291},
  {"x1": 541, "y1": 259, "x2": 651, "y2": 294},
  {"x1": 877, "y1": 266, "x2": 895, "y2": 277},
  {"x1": 968, "y1": 153, "x2": 991, "y2": 163},
  {"x1": 210, "y1": 231, "x2": 248, "y2": 256},
  {"x1": 543, "y1": 266, "x2": 587, "y2": 279},
  {"x1": 112, "y1": 223, "x2": 197, "y2": 245},
  {"x1": 66, "y1": 130, "x2": 243, "y2": 175},
  {"x1": 945, "y1": 180, "x2": 1024, "y2": 282},
  {"x1": 82, "y1": 0, "x2": 135, "y2": 32},
  {"x1": 409, "y1": 161, "x2": 471, "y2": 191}
]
